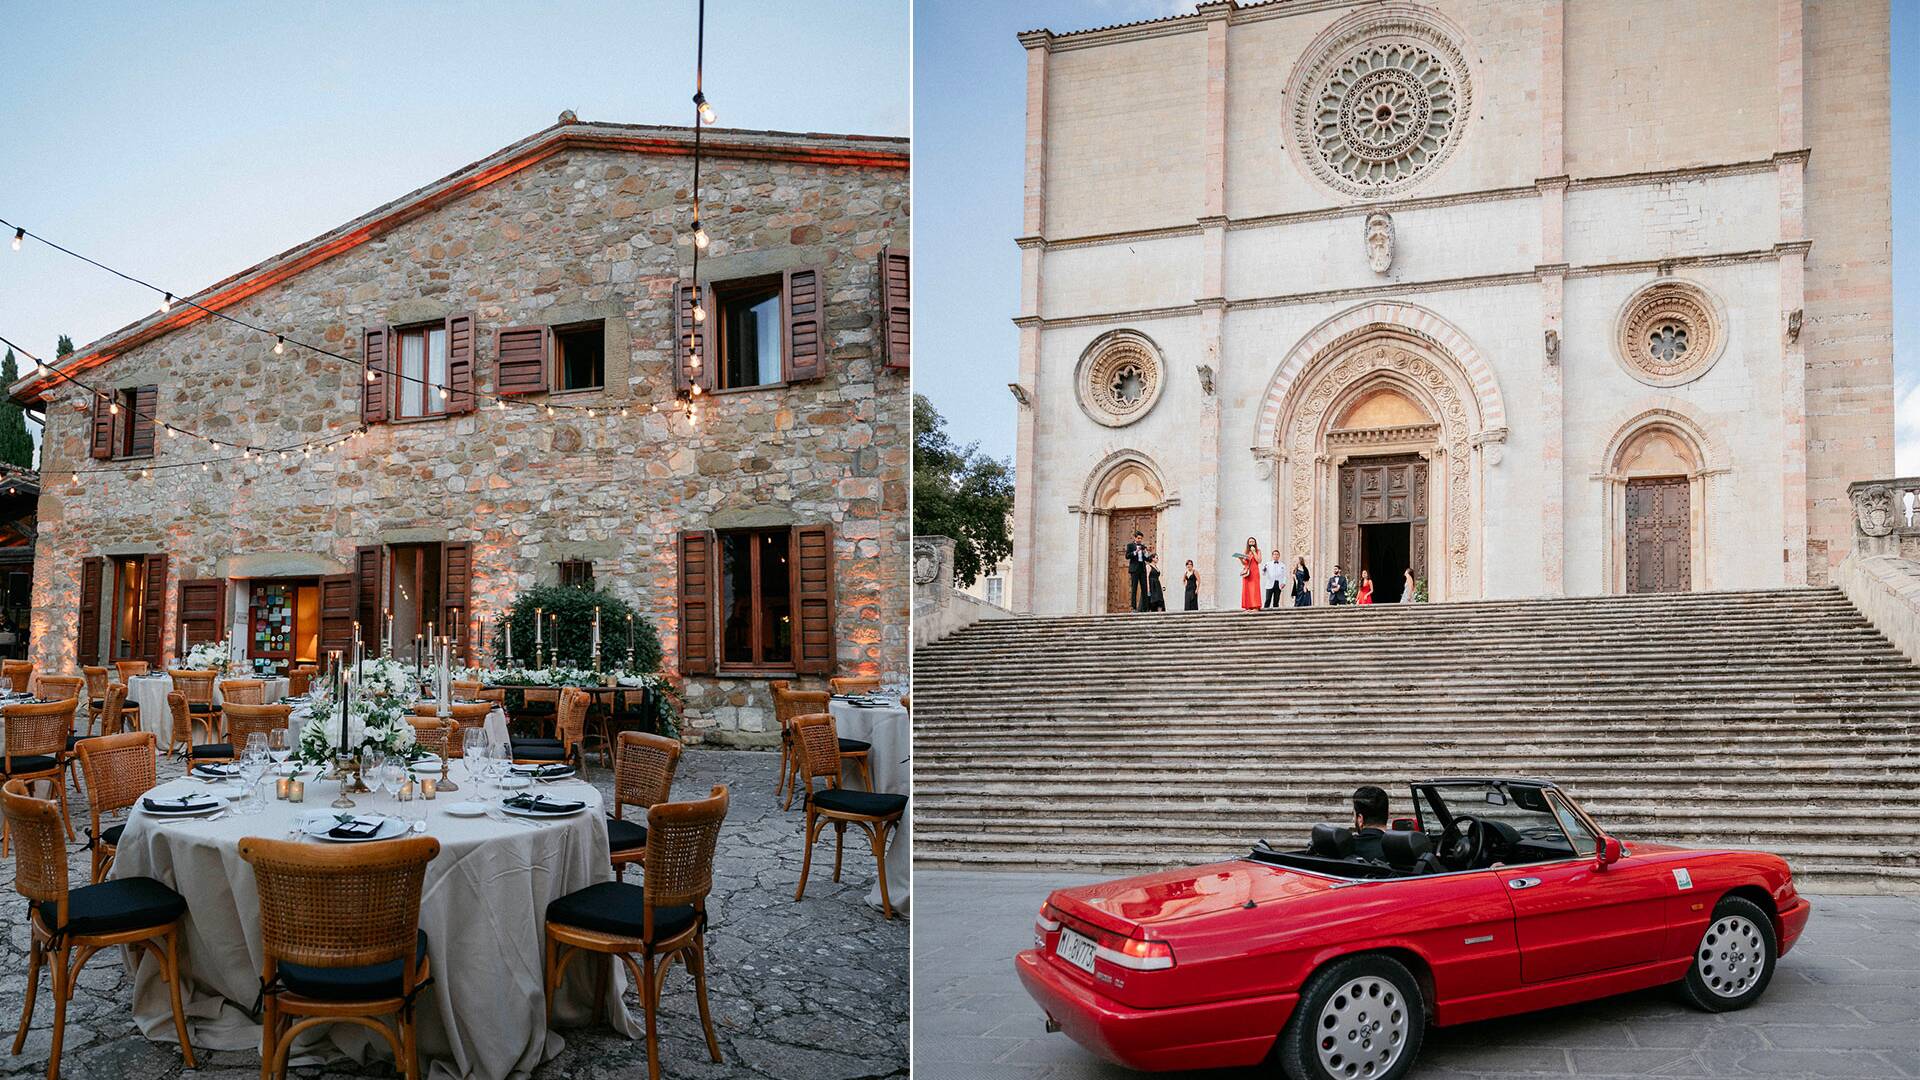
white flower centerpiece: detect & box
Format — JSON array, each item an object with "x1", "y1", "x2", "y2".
[
  {"x1": 183, "y1": 638, "x2": 235, "y2": 675},
  {"x1": 294, "y1": 656, "x2": 423, "y2": 766}
]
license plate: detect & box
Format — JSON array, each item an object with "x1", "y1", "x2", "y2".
[{"x1": 1057, "y1": 927, "x2": 1098, "y2": 975}]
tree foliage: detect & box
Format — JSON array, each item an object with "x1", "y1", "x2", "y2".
[
  {"x1": 491, "y1": 582, "x2": 663, "y2": 673},
  {"x1": 0, "y1": 351, "x2": 34, "y2": 469},
  {"x1": 913, "y1": 394, "x2": 1013, "y2": 589},
  {"x1": 55, "y1": 335, "x2": 73, "y2": 358}
]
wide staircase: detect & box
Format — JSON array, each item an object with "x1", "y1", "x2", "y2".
[{"x1": 913, "y1": 587, "x2": 1920, "y2": 892}]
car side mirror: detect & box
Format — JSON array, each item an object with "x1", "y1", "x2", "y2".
[{"x1": 1594, "y1": 835, "x2": 1623, "y2": 870}]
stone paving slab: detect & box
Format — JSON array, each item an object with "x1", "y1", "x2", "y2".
[
  {"x1": 913, "y1": 870, "x2": 1920, "y2": 1080},
  {"x1": 0, "y1": 749, "x2": 906, "y2": 1079}
]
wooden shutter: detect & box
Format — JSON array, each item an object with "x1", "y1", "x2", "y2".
[
  {"x1": 879, "y1": 247, "x2": 910, "y2": 371},
  {"x1": 319, "y1": 574, "x2": 356, "y2": 656},
  {"x1": 176, "y1": 577, "x2": 227, "y2": 649},
  {"x1": 675, "y1": 282, "x2": 713, "y2": 395},
  {"x1": 445, "y1": 314, "x2": 477, "y2": 414},
  {"x1": 676, "y1": 530, "x2": 715, "y2": 676},
  {"x1": 495, "y1": 326, "x2": 549, "y2": 395},
  {"x1": 782, "y1": 268, "x2": 827, "y2": 383},
  {"x1": 88, "y1": 392, "x2": 114, "y2": 459},
  {"x1": 793, "y1": 523, "x2": 835, "y2": 675},
  {"x1": 77, "y1": 556, "x2": 104, "y2": 665},
  {"x1": 355, "y1": 545, "x2": 385, "y2": 643},
  {"x1": 440, "y1": 541, "x2": 473, "y2": 664},
  {"x1": 141, "y1": 554, "x2": 168, "y2": 668},
  {"x1": 361, "y1": 327, "x2": 390, "y2": 425},
  {"x1": 126, "y1": 385, "x2": 158, "y2": 457}
]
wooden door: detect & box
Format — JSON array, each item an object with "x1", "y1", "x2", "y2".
[
  {"x1": 1339, "y1": 455, "x2": 1427, "y2": 580},
  {"x1": 1625, "y1": 477, "x2": 1690, "y2": 593},
  {"x1": 1106, "y1": 509, "x2": 1158, "y2": 613}
]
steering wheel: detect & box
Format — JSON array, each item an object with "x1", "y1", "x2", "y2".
[{"x1": 1442, "y1": 816, "x2": 1488, "y2": 869}]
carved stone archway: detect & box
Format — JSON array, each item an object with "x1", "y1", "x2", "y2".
[
  {"x1": 1069, "y1": 450, "x2": 1178, "y2": 614},
  {"x1": 1596, "y1": 404, "x2": 1727, "y2": 594},
  {"x1": 1254, "y1": 305, "x2": 1505, "y2": 601}
]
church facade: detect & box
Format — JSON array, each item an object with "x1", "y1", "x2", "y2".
[{"x1": 1008, "y1": 0, "x2": 1891, "y2": 613}]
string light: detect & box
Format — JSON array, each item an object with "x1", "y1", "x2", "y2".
[
  {"x1": 107, "y1": 399, "x2": 119, "y2": 416},
  {"x1": 9, "y1": 228, "x2": 20, "y2": 251},
  {"x1": 691, "y1": 220, "x2": 709, "y2": 250},
  {"x1": 274, "y1": 335, "x2": 285, "y2": 355},
  {"x1": 693, "y1": 90, "x2": 715, "y2": 126},
  {"x1": 159, "y1": 292, "x2": 172, "y2": 313},
  {"x1": 692, "y1": 302, "x2": 706, "y2": 323}
]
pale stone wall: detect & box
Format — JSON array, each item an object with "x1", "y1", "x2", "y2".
[
  {"x1": 1012, "y1": 0, "x2": 1890, "y2": 616},
  {"x1": 31, "y1": 142, "x2": 909, "y2": 745}
]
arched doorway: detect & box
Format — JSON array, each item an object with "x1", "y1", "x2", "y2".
[
  {"x1": 1601, "y1": 414, "x2": 1715, "y2": 593},
  {"x1": 1072, "y1": 452, "x2": 1174, "y2": 614},
  {"x1": 1331, "y1": 388, "x2": 1432, "y2": 603}
]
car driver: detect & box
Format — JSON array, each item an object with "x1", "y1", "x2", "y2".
[{"x1": 1351, "y1": 785, "x2": 1390, "y2": 863}]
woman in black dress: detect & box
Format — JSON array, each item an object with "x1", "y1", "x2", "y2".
[
  {"x1": 1145, "y1": 554, "x2": 1167, "y2": 611},
  {"x1": 1292, "y1": 556, "x2": 1312, "y2": 606},
  {"x1": 1182, "y1": 560, "x2": 1199, "y2": 611}
]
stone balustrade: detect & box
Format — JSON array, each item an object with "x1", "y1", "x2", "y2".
[{"x1": 1837, "y1": 478, "x2": 1920, "y2": 664}]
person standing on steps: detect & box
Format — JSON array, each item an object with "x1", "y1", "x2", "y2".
[
  {"x1": 1262, "y1": 546, "x2": 1288, "y2": 609},
  {"x1": 1328, "y1": 565, "x2": 1350, "y2": 606},
  {"x1": 1182, "y1": 560, "x2": 1199, "y2": 611},
  {"x1": 1144, "y1": 554, "x2": 1167, "y2": 611},
  {"x1": 1357, "y1": 570, "x2": 1374, "y2": 605},
  {"x1": 1124, "y1": 530, "x2": 1150, "y2": 611},
  {"x1": 1235, "y1": 537, "x2": 1263, "y2": 610},
  {"x1": 1292, "y1": 556, "x2": 1312, "y2": 606},
  {"x1": 1402, "y1": 568, "x2": 1417, "y2": 603}
]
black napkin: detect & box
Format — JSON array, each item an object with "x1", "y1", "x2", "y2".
[
  {"x1": 143, "y1": 794, "x2": 216, "y2": 813},
  {"x1": 191, "y1": 763, "x2": 239, "y2": 778},
  {"x1": 504, "y1": 793, "x2": 584, "y2": 813},
  {"x1": 327, "y1": 816, "x2": 384, "y2": 839},
  {"x1": 514, "y1": 763, "x2": 573, "y2": 778}
]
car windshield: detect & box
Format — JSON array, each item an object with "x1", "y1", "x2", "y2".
[{"x1": 1415, "y1": 781, "x2": 1579, "y2": 859}]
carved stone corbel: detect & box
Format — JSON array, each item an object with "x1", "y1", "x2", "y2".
[
  {"x1": 1251, "y1": 446, "x2": 1282, "y2": 481},
  {"x1": 1786, "y1": 309, "x2": 1803, "y2": 344},
  {"x1": 1543, "y1": 329, "x2": 1560, "y2": 366},
  {"x1": 1008, "y1": 383, "x2": 1031, "y2": 408},
  {"x1": 1196, "y1": 364, "x2": 1215, "y2": 396}
]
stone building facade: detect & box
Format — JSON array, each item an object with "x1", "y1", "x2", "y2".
[
  {"x1": 12, "y1": 120, "x2": 910, "y2": 744},
  {"x1": 1009, "y1": 0, "x2": 1891, "y2": 613}
]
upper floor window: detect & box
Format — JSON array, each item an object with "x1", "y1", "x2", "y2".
[
  {"x1": 361, "y1": 316, "x2": 474, "y2": 426},
  {"x1": 88, "y1": 384, "x2": 156, "y2": 461},
  {"x1": 553, "y1": 322, "x2": 605, "y2": 393},
  {"x1": 675, "y1": 268, "x2": 828, "y2": 395},
  {"x1": 714, "y1": 277, "x2": 783, "y2": 390},
  {"x1": 396, "y1": 323, "x2": 449, "y2": 419},
  {"x1": 557, "y1": 559, "x2": 595, "y2": 589}
]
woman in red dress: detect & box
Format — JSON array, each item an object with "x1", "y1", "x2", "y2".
[
  {"x1": 1357, "y1": 570, "x2": 1374, "y2": 605},
  {"x1": 1234, "y1": 537, "x2": 1262, "y2": 610}
]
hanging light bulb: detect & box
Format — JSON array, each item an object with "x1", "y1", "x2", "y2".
[
  {"x1": 108, "y1": 400, "x2": 119, "y2": 416},
  {"x1": 10, "y1": 228, "x2": 22, "y2": 251},
  {"x1": 691, "y1": 382, "x2": 703, "y2": 397},
  {"x1": 694, "y1": 91, "x2": 715, "y2": 126},
  {"x1": 545, "y1": 404, "x2": 555, "y2": 417},
  {"x1": 201, "y1": 461, "x2": 209, "y2": 473},
  {"x1": 691, "y1": 220, "x2": 709, "y2": 250},
  {"x1": 586, "y1": 408, "x2": 596, "y2": 418},
  {"x1": 159, "y1": 292, "x2": 173, "y2": 313},
  {"x1": 365, "y1": 367, "x2": 377, "y2": 382},
  {"x1": 438, "y1": 386, "x2": 449, "y2": 401},
  {"x1": 620, "y1": 407, "x2": 630, "y2": 418},
  {"x1": 497, "y1": 399, "x2": 508, "y2": 411},
  {"x1": 274, "y1": 335, "x2": 286, "y2": 355},
  {"x1": 692, "y1": 302, "x2": 706, "y2": 323}
]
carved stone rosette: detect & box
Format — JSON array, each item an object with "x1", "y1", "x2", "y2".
[
  {"x1": 1075, "y1": 330, "x2": 1166, "y2": 428},
  {"x1": 1615, "y1": 279, "x2": 1725, "y2": 387}
]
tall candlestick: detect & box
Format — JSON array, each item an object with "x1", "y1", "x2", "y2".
[
  {"x1": 592, "y1": 607, "x2": 602, "y2": 671},
  {"x1": 506, "y1": 621, "x2": 514, "y2": 667},
  {"x1": 415, "y1": 635, "x2": 424, "y2": 682},
  {"x1": 383, "y1": 610, "x2": 394, "y2": 658}
]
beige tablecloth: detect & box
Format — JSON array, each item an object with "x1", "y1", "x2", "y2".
[
  {"x1": 829, "y1": 697, "x2": 910, "y2": 915},
  {"x1": 114, "y1": 770, "x2": 633, "y2": 1079},
  {"x1": 123, "y1": 675, "x2": 290, "y2": 739}
]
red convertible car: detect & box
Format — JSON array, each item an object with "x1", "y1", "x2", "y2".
[{"x1": 1016, "y1": 777, "x2": 1810, "y2": 1080}]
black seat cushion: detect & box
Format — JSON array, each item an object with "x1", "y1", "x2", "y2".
[
  {"x1": 190, "y1": 744, "x2": 234, "y2": 760},
  {"x1": 606, "y1": 818, "x2": 648, "y2": 853},
  {"x1": 35, "y1": 876, "x2": 185, "y2": 936},
  {"x1": 838, "y1": 738, "x2": 871, "y2": 754},
  {"x1": 279, "y1": 930, "x2": 429, "y2": 1002},
  {"x1": 89, "y1": 698, "x2": 105, "y2": 710},
  {"x1": 1308, "y1": 823, "x2": 1355, "y2": 859},
  {"x1": 4, "y1": 755, "x2": 57, "y2": 775},
  {"x1": 515, "y1": 737, "x2": 563, "y2": 748},
  {"x1": 97, "y1": 823, "x2": 126, "y2": 848},
  {"x1": 810, "y1": 788, "x2": 908, "y2": 818},
  {"x1": 187, "y1": 702, "x2": 215, "y2": 714},
  {"x1": 511, "y1": 741, "x2": 567, "y2": 762},
  {"x1": 66, "y1": 734, "x2": 108, "y2": 751},
  {"x1": 546, "y1": 881, "x2": 699, "y2": 941}
]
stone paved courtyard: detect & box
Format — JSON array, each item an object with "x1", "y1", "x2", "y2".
[
  {"x1": 0, "y1": 748, "x2": 907, "y2": 1080},
  {"x1": 914, "y1": 870, "x2": 1920, "y2": 1080}
]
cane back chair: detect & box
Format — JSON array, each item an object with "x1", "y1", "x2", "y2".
[
  {"x1": 411, "y1": 702, "x2": 490, "y2": 758},
  {"x1": 512, "y1": 688, "x2": 585, "y2": 769},
  {"x1": 168, "y1": 692, "x2": 232, "y2": 763},
  {"x1": 828, "y1": 675, "x2": 881, "y2": 696},
  {"x1": 609, "y1": 732, "x2": 683, "y2": 882},
  {"x1": 112, "y1": 660, "x2": 149, "y2": 683},
  {"x1": 1, "y1": 699, "x2": 77, "y2": 850},
  {"x1": 74, "y1": 731, "x2": 157, "y2": 884},
  {"x1": 96, "y1": 683, "x2": 139, "y2": 738},
  {"x1": 80, "y1": 668, "x2": 110, "y2": 736},
  {"x1": 2, "y1": 659, "x2": 34, "y2": 694},
  {"x1": 222, "y1": 703, "x2": 292, "y2": 758},
  {"x1": 165, "y1": 669, "x2": 217, "y2": 731},
  {"x1": 772, "y1": 684, "x2": 870, "y2": 810},
  {"x1": 792, "y1": 713, "x2": 906, "y2": 919}
]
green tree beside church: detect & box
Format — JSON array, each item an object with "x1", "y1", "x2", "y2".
[{"x1": 0, "y1": 350, "x2": 35, "y2": 469}]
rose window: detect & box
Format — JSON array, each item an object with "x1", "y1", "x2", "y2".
[
  {"x1": 1618, "y1": 281, "x2": 1723, "y2": 386},
  {"x1": 1647, "y1": 324, "x2": 1689, "y2": 365},
  {"x1": 1109, "y1": 363, "x2": 1145, "y2": 407},
  {"x1": 1079, "y1": 334, "x2": 1164, "y2": 427},
  {"x1": 1293, "y1": 25, "x2": 1471, "y2": 198}
]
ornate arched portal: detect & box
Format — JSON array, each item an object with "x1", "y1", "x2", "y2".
[
  {"x1": 1598, "y1": 405, "x2": 1725, "y2": 594},
  {"x1": 1253, "y1": 304, "x2": 1505, "y2": 601},
  {"x1": 1071, "y1": 450, "x2": 1177, "y2": 613}
]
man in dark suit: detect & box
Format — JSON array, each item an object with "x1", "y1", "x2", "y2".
[
  {"x1": 1327, "y1": 565, "x2": 1350, "y2": 606},
  {"x1": 1124, "y1": 530, "x2": 1150, "y2": 611},
  {"x1": 1351, "y1": 785, "x2": 1390, "y2": 863}
]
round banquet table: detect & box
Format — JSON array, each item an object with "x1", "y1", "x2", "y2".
[
  {"x1": 114, "y1": 769, "x2": 635, "y2": 1079},
  {"x1": 123, "y1": 674, "x2": 291, "y2": 738},
  {"x1": 828, "y1": 696, "x2": 911, "y2": 915}
]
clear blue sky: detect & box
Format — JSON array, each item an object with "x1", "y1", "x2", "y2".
[
  {"x1": 916, "y1": 1, "x2": 1918, "y2": 473},
  {"x1": 0, "y1": 0, "x2": 908, "y2": 388}
]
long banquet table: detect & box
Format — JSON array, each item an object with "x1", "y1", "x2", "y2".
[
  {"x1": 115, "y1": 768, "x2": 635, "y2": 1079},
  {"x1": 828, "y1": 695, "x2": 911, "y2": 915}
]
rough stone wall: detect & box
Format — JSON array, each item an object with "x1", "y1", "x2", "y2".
[{"x1": 31, "y1": 144, "x2": 909, "y2": 745}]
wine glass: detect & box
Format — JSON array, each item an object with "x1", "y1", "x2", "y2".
[{"x1": 363, "y1": 747, "x2": 389, "y2": 796}]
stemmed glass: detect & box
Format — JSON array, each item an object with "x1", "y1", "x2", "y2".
[
  {"x1": 237, "y1": 734, "x2": 271, "y2": 815},
  {"x1": 461, "y1": 727, "x2": 487, "y2": 791},
  {"x1": 363, "y1": 747, "x2": 389, "y2": 797}
]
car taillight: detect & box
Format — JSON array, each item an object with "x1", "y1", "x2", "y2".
[
  {"x1": 1096, "y1": 930, "x2": 1175, "y2": 971},
  {"x1": 1037, "y1": 903, "x2": 1061, "y2": 933}
]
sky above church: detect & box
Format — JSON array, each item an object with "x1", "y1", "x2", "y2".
[
  {"x1": 916, "y1": 1, "x2": 1920, "y2": 474},
  {"x1": 0, "y1": 0, "x2": 908, "y2": 437}
]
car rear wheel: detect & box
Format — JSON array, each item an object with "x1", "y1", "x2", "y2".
[
  {"x1": 1276, "y1": 954, "x2": 1424, "y2": 1080},
  {"x1": 1677, "y1": 894, "x2": 1777, "y2": 1012}
]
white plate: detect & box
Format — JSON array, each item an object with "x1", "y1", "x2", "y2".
[
  {"x1": 274, "y1": 762, "x2": 315, "y2": 777},
  {"x1": 408, "y1": 757, "x2": 444, "y2": 773},
  {"x1": 143, "y1": 796, "x2": 228, "y2": 817},
  {"x1": 443, "y1": 801, "x2": 489, "y2": 817},
  {"x1": 500, "y1": 800, "x2": 586, "y2": 818},
  {"x1": 301, "y1": 813, "x2": 407, "y2": 843},
  {"x1": 191, "y1": 765, "x2": 241, "y2": 780}
]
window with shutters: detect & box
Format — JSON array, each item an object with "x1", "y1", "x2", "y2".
[
  {"x1": 556, "y1": 559, "x2": 595, "y2": 589},
  {"x1": 97, "y1": 384, "x2": 157, "y2": 460},
  {"x1": 714, "y1": 276, "x2": 784, "y2": 390},
  {"x1": 718, "y1": 528, "x2": 792, "y2": 669},
  {"x1": 553, "y1": 321, "x2": 605, "y2": 393},
  {"x1": 387, "y1": 542, "x2": 443, "y2": 653},
  {"x1": 395, "y1": 323, "x2": 450, "y2": 419}
]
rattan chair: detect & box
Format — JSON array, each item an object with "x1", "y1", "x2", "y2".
[
  {"x1": 4, "y1": 778, "x2": 195, "y2": 1080},
  {"x1": 828, "y1": 675, "x2": 881, "y2": 695},
  {"x1": 609, "y1": 732, "x2": 683, "y2": 882},
  {"x1": 792, "y1": 713, "x2": 906, "y2": 919},
  {"x1": 217, "y1": 679, "x2": 264, "y2": 736},
  {"x1": 772, "y1": 684, "x2": 870, "y2": 810},
  {"x1": 287, "y1": 665, "x2": 317, "y2": 698},
  {"x1": 238, "y1": 835, "x2": 439, "y2": 1080},
  {"x1": 222, "y1": 703, "x2": 292, "y2": 757},
  {"x1": 404, "y1": 717, "x2": 453, "y2": 760},
  {"x1": 166, "y1": 669, "x2": 217, "y2": 732},
  {"x1": 36, "y1": 676, "x2": 83, "y2": 706},
  {"x1": 544, "y1": 785, "x2": 728, "y2": 1080},
  {"x1": 513, "y1": 688, "x2": 585, "y2": 768},
  {"x1": 2, "y1": 659, "x2": 34, "y2": 694},
  {"x1": 168, "y1": 692, "x2": 232, "y2": 763},
  {"x1": 1, "y1": 699, "x2": 77, "y2": 850},
  {"x1": 97, "y1": 683, "x2": 139, "y2": 738},
  {"x1": 112, "y1": 660, "x2": 148, "y2": 683},
  {"x1": 74, "y1": 731, "x2": 156, "y2": 884},
  {"x1": 410, "y1": 702, "x2": 490, "y2": 758},
  {"x1": 80, "y1": 668, "x2": 110, "y2": 735}
]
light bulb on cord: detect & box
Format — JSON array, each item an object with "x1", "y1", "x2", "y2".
[
  {"x1": 438, "y1": 386, "x2": 448, "y2": 401},
  {"x1": 274, "y1": 336, "x2": 286, "y2": 355},
  {"x1": 693, "y1": 91, "x2": 715, "y2": 126},
  {"x1": 366, "y1": 368, "x2": 376, "y2": 382},
  {"x1": 692, "y1": 303, "x2": 706, "y2": 322},
  {"x1": 108, "y1": 401, "x2": 119, "y2": 416},
  {"x1": 691, "y1": 221, "x2": 709, "y2": 250},
  {"x1": 691, "y1": 382, "x2": 702, "y2": 396},
  {"x1": 10, "y1": 228, "x2": 21, "y2": 251},
  {"x1": 160, "y1": 293, "x2": 172, "y2": 313}
]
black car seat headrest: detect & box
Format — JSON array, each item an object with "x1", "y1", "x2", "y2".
[
  {"x1": 1309, "y1": 823, "x2": 1355, "y2": 858},
  {"x1": 1380, "y1": 829, "x2": 1433, "y2": 867}
]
